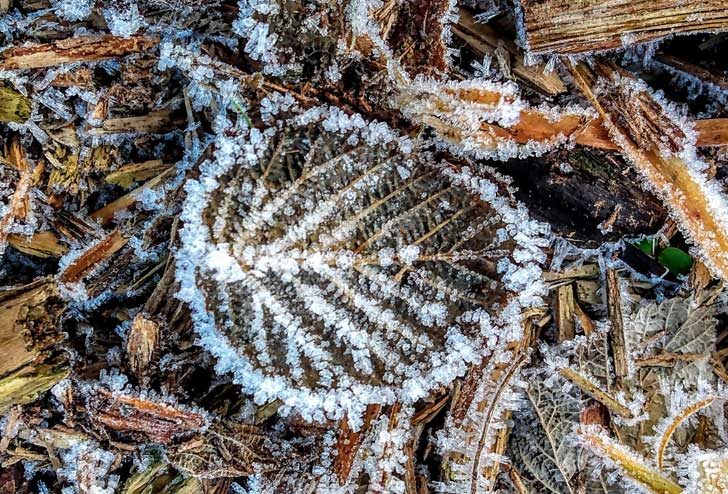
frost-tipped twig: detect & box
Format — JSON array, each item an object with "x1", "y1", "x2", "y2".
[
  {"x1": 655, "y1": 397, "x2": 715, "y2": 469},
  {"x1": 578, "y1": 427, "x2": 683, "y2": 494}
]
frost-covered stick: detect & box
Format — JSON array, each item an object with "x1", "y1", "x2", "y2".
[
  {"x1": 453, "y1": 8, "x2": 566, "y2": 96},
  {"x1": 557, "y1": 367, "x2": 633, "y2": 418},
  {"x1": 571, "y1": 60, "x2": 728, "y2": 282},
  {"x1": 89, "y1": 166, "x2": 176, "y2": 226},
  {"x1": 396, "y1": 78, "x2": 728, "y2": 163},
  {"x1": 0, "y1": 35, "x2": 158, "y2": 70},
  {"x1": 59, "y1": 230, "x2": 129, "y2": 283},
  {"x1": 517, "y1": 0, "x2": 728, "y2": 55},
  {"x1": 577, "y1": 427, "x2": 683, "y2": 494}
]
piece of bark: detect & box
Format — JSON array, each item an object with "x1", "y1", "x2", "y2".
[
  {"x1": 7, "y1": 231, "x2": 68, "y2": 258},
  {"x1": 86, "y1": 387, "x2": 207, "y2": 444},
  {"x1": 453, "y1": 8, "x2": 566, "y2": 95},
  {"x1": 605, "y1": 268, "x2": 628, "y2": 381},
  {"x1": 0, "y1": 35, "x2": 158, "y2": 70},
  {"x1": 87, "y1": 110, "x2": 185, "y2": 135},
  {"x1": 126, "y1": 314, "x2": 160, "y2": 379},
  {"x1": 518, "y1": 0, "x2": 728, "y2": 55},
  {"x1": 554, "y1": 284, "x2": 576, "y2": 342},
  {"x1": 574, "y1": 302, "x2": 596, "y2": 336},
  {"x1": 502, "y1": 149, "x2": 667, "y2": 242},
  {"x1": 59, "y1": 230, "x2": 129, "y2": 283},
  {"x1": 570, "y1": 59, "x2": 728, "y2": 281},
  {"x1": 0, "y1": 281, "x2": 67, "y2": 413}
]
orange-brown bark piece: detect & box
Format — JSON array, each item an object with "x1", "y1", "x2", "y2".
[
  {"x1": 88, "y1": 388, "x2": 207, "y2": 444},
  {"x1": 59, "y1": 230, "x2": 128, "y2": 283},
  {"x1": 519, "y1": 0, "x2": 728, "y2": 54},
  {"x1": 0, "y1": 35, "x2": 158, "y2": 70}
]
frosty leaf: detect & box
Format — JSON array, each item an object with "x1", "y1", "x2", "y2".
[
  {"x1": 624, "y1": 296, "x2": 717, "y2": 359},
  {"x1": 176, "y1": 107, "x2": 548, "y2": 422},
  {"x1": 509, "y1": 372, "x2": 583, "y2": 494}
]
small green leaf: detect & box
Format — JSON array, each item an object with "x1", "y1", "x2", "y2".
[
  {"x1": 657, "y1": 247, "x2": 693, "y2": 275},
  {"x1": 632, "y1": 238, "x2": 656, "y2": 257}
]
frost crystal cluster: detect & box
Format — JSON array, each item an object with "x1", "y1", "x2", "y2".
[{"x1": 177, "y1": 108, "x2": 547, "y2": 423}]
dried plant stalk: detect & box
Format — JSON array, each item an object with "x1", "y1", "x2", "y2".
[
  {"x1": 571, "y1": 60, "x2": 728, "y2": 282},
  {"x1": 655, "y1": 397, "x2": 715, "y2": 469},
  {"x1": 518, "y1": 0, "x2": 728, "y2": 54},
  {"x1": 0, "y1": 35, "x2": 158, "y2": 69},
  {"x1": 579, "y1": 430, "x2": 682, "y2": 494}
]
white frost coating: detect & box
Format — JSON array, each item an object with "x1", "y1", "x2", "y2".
[
  {"x1": 175, "y1": 107, "x2": 549, "y2": 426},
  {"x1": 399, "y1": 76, "x2": 525, "y2": 130},
  {"x1": 103, "y1": 3, "x2": 145, "y2": 38},
  {"x1": 51, "y1": 0, "x2": 94, "y2": 21}
]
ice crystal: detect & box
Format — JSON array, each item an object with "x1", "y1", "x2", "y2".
[{"x1": 176, "y1": 106, "x2": 547, "y2": 424}]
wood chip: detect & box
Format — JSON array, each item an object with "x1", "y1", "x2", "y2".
[
  {"x1": 518, "y1": 0, "x2": 728, "y2": 55},
  {"x1": 0, "y1": 35, "x2": 158, "y2": 70}
]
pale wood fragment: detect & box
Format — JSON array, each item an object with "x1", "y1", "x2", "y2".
[
  {"x1": 519, "y1": 0, "x2": 728, "y2": 54},
  {"x1": 0, "y1": 35, "x2": 158, "y2": 70},
  {"x1": 126, "y1": 314, "x2": 161, "y2": 379},
  {"x1": 605, "y1": 268, "x2": 628, "y2": 381},
  {"x1": 555, "y1": 284, "x2": 576, "y2": 342}
]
